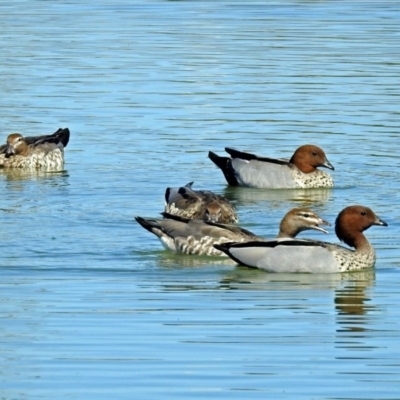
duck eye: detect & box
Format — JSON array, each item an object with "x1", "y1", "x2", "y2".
[
  {"x1": 312, "y1": 151, "x2": 317, "y2": 156},
  {"x1": 361, "y1": 211, "x2": 367, "y2": 216},
  {"x1": 303, "y1": 213, "x2": 310, "y2": 218}
]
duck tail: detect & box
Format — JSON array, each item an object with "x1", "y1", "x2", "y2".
[
  {"x1": 135, "y1": 216, "x2": 160, "y2": 233},
  {"x1": 208, "y1": 151, "x2": 239, "y2": 186},
  {"x1": 52, "y1": 128, "x2": 70, "y2": 147}
]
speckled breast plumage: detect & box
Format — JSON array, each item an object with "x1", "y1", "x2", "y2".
[
  {"x1": 291, "y1": 166, "x2": 334, "y2": 189},
  {"x1": 329, "y1": 243, "x2": 376, "y2": 272}
]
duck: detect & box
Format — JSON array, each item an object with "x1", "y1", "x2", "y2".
[
  {"x1": 208, "y1": 144, "x2": 334, "y2": 189},
  {"x1": 214, "y1": 205, "x2": 387, "y2": 273},
  {"x1": 0, "y1": 127, "x2": 70, "y2": 169},
  {"x1": 135, "y1": 208, "x2": 330, "y2": 257},
  {"x1": 165, "y1": 181, "x2": 239, "y2": 223}
]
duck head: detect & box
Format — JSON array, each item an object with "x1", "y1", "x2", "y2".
[
  {"x1": 5, "y1": 133, "x2": 28, "y2": 158},
  {"x1": 335, "y1": 205, "x2": 387, "y2": 249},
  {"x1": 290, "y1": 144, "x2": 334, "y2": 173}
]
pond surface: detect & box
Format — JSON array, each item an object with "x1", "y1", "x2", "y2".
[{"x1": 0, "y1": 1, "x2": 400, "y2": 399}]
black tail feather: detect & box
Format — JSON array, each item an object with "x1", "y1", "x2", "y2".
[
  {"x1": 135, "y1": 216, "x2": 159, "y2": 233},
  {"x1": 53, "y1": 127, "x2": 70, "y2": 147},
  {"x1": 208, "y1": 151, "x2": 239, "y2": 186},
  {"x1": 213, "y1": 242, "x2": 234, "y2": 255},
  {"x1": 26, "y1": 127, "x2": 70, "y2": 148}
]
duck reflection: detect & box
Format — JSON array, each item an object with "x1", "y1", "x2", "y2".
[
  {"x1": 0, "y1": 168, "x2": 69, "y2": 182},
  {"x1": 155, "y1": 251, "x2": 235, "y2": 269},
  {"x1": 335, "y1": 271, "x2": 375, "y2": 315},
  {"x1": 334, "y1": 270, "x2": 376, "y2": 333},
  {"x1": 220, "y1": 267, "x2": 369, "y2": 291},
  {"x1": 0, "y1": 169, "x2": 70, "y2": 217},
  {"x1": 223, "y1": 186, "x2": 332, "y2": 209}
]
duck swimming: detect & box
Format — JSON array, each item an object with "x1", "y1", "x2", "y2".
[
  {"x1": 208, "y1": 144, "x2": 334, "y2": 189},
  {"x1": 135, "y1": 208, "x2": 330, "y2": 257},
  {"x1": 0, "y1": 127, "x2": 70, "y2": 170},
  {"x1": 214, "y1": 205, "x2": 387, "y2": 273}
]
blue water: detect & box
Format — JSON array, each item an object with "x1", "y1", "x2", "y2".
[{"x1": 0, "y1": 1, "x2": 400, "y2": 399}]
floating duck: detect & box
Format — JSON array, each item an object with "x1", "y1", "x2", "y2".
[
  {"x1": 0, "y1": 127, "x2": 70, "y2": 169},
  {"x1": 135, "y1": 208, "x2": 330, "y2": 257},
  {"x1": 209, "y1": 144, "x2": 334, "y2": 189},
  {"x1": 215, "y1": 205, "x2": 387, "y2": 273}
]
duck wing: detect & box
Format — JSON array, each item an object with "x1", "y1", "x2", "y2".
[
  {"x1": 225, "y1": 147, "x2": 291, "y2": 166},
  {"x1": 214, "y1": 239, "x2": 340, "y2": 273}
]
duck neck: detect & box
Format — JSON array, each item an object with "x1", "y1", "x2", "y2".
[
  {"x1": 277, "y1": 230, "x2": 288, "y2": 238},
  {"x1": 277, "y1": 221, "x2": 299, "y2": 239},
  {"x1": 15, "y1": 142, "x2": 30, "y2": 156},
  {"x1": 351, "y1": 232, "x2": 373, "y2": 253},
  {"x1": 19, "y1": 147, "x2": 30, "y2": 156}
]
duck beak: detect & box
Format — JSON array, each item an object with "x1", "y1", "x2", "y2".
[
  {"x1": 5, "y1": 144, "x2": 15, "y2": 158},
  {"x1": 312, "y1": 218, "x2": 331, "y2": 234},
  {"x1": 322, "y1": 158, "x2": 335, "y2": 171},
  {"x1": 374, "y1": 216, "x2": 388, "y2": 227},
  {"x1": 207, "y1": 215, "x2": 220, "y2": 223}
]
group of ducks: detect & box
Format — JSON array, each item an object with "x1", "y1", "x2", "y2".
[
  {"x1": 0, "y1": 129, "x2": 387, "y2": 274},
  {"x1": 136, "y1": 144, "x2": 387, "y2": 274}
]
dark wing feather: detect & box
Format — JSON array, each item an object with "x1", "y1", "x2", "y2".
[
  {"x1": 225, "y1": 147, "x2": 291, "y2": 166},
  {"x1": 162, "y1": 212, "x2": 255, "y2": 238},
  {"x1": 31, "y1": 128, "x2": 70, "y2": 147},
  {"x1": 217, "y1": 238, "x2": 326, "y2": 251}
]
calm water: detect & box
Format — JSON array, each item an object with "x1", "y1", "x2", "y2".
[{"x1": 1, "y1": 1, "x2": 400, "y2": 399}]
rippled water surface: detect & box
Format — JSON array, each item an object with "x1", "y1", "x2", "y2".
[{"x1": 1, "y1": 1, "x2": 400, "y2": 399}]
